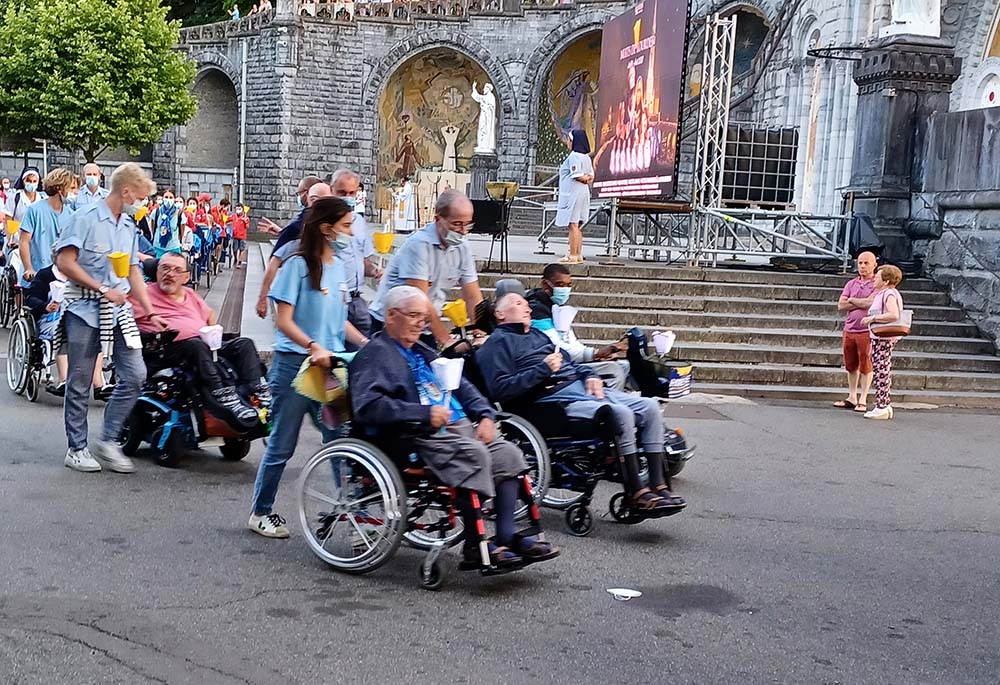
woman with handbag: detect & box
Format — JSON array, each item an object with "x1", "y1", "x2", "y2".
[
  {"x1": 248, "y1": 197, "x2": 369, "y2": 538},
  {"x1": 862, "y1": 264, "x2": 907, "y2": 420}
]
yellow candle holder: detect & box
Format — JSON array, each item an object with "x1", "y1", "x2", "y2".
[
  {"x1": 5, "y1": 219, "x2": 20, "y2": 236},
  {"x1": 373, "y1": 231, "x2": 395, "y2": 255},
  {"x1": 442, "y1": 299, "x2": 468, "y2": 329}
]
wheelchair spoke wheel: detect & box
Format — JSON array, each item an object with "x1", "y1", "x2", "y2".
[
  {"x1": 0, "y1": 272, "x2": 14, "y2": 328},
  {"x1": 298, "y1": 439, "x2": 406, "y2": 574},
  {"x1": 403, "y1": 492, "x2": 464, "y2": 551},
  {"x1": 6, "y1": 316, "x2": 31, "y2": 394},
  {"x1": 497, "y1": 414, "x2": 550, "y2": 519}
]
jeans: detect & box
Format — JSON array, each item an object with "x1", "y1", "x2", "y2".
[
  {"x1": 162, "y1": 337, "x2": 263, "y2": 390},
  {"x1": 251, "y1": 352, "x2": 336, "y2": 515},
  {"x1": 64, "y1": 312, "x2": 146, "y2": 450}
]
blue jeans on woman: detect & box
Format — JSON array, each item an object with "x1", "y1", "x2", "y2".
[{"x1": 251, "y1": 351, "x2": 337, "y2": 516}]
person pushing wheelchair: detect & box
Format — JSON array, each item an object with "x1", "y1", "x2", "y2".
[
  {"x1": 478, "y1": 293, "x2": 686, "y2": 516},
  {"x1": 350, "y1": 286, "x2": 559, "y2": 570}
]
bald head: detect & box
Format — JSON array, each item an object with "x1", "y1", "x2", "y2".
[
  {"x1": 307, "y1": 182, "x2": 333, "y2": 206},
  {"x1": 857, "y1": 251, "x2": 877, "y2": 279}
]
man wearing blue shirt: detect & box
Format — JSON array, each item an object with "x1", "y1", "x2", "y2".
[
  {"x1": 18, "y1": 168, "x2": 76, "y2": 286},
  {"x1": 369, "y1": 189, "x2": 483, "y2": 346},
  {"x1": 55, "y1": 163, "x2": 166, "y2": 474},
  {"x1": 331, "y1": 168, "x2": 381, "y2": 339},
  {"x1": 74, "y1": 163, "x2": 110, "y2": 209}
]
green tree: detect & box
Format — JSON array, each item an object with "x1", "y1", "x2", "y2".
[
  {"x1": 166, "y1": 0, "x2": 231, "y2": 27},
  {"x1": 0, "y1": 0, "x2": 197, "y2": 163}
]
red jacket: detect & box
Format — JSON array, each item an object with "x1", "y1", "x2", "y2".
[{"x1": 230, "y1": 214, "x2": 249, "y2": 240}]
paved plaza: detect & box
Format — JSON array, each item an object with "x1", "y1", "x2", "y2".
[{"x1": 1, "y1": 342, "x2": 998, "y2": 682}]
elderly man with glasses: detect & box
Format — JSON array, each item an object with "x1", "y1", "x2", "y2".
[
  {"x1": 369, "y1": 189, "x2": 483, "y2": 347},
  {"x1": 132, "y1": 252, "x2": 268, "y2": 425}
]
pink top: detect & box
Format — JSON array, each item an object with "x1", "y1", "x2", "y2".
[
  {"x1": 841, "y1": 276, "x2": 877, "y2": 333},
  {"x1": 868, "y1": 287, "x2": 903, "y2": 341},
  {"x1": 134, "y1": 283, "x2": 212, "y2": 341}
]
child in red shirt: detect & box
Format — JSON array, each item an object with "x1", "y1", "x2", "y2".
[{"x1": 230, "y1": 204, "x2": 250, "y2": 267}]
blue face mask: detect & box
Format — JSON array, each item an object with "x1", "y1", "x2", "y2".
[
  {"x1": 85, "y1": 175, "x2": 100, "y2": 190},
  {"x1": 297, "y1": 195, "x2": 305, "y2": 209},
  {"x1": 340, "y1": 196, "x2": 356, "y2": 210},
  {"x1": 551, "y1": 286, "x2": 572, "y2": 305},
  {"x1": 329, "y1": 233, "x2": 351, "y2": 250},
  {"x1": 24, "y1": 182, "x2": 37, "y2": 194}
]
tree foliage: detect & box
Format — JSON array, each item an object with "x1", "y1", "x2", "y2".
[
  {"x1": 166, "y1": 0, "x2": 231, "y2": 27},
  {"x1": 0, "y1": 0, "x2": 198, "y2": 162}
]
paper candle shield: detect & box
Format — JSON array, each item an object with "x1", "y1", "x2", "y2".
[
  {"x1": 652, "y1": 331, "x2": 676, "y2": 355},
  {"x1": 431, "y1": 357, "x2": 464, "y2": 391},
  {"x1": 5, "y1": 219, "x2": 19, "y2": 235},
  {"x1": 372, "y1": 231, "x2": 395, "y2": 255},
  {"x1": 108, "y1": 251, "x2": 130, "y2": 278},
  {"x1": 48, "y1": 280, "x2": 66, "y2": 303},
  {"x1": 198, "y1": 324, "x2": 224, "y2": 351},
  {"x1": 442, "y1": 299, "x2": 468, "y2": 328},
  {"x1": 552, "y1": 304, "x2": 578, "y2": 332}
]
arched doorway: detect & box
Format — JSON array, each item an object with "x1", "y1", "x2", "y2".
[
  {"x1": 376, "y1": 48, "x2": 492, "y2": 221},
  {"x1": 183, "y1": 69, "x2": 238, "y2": 200},
  {"x1": 723, "y1": 7, "x2": 770, "y2": 75},
  {"x1": 534, "y1": 31, "x2": 602, "y2": 173}
]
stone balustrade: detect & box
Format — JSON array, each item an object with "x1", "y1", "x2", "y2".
[{"x1": 177, "y1": 11, "x2": 274, "y2": 44}]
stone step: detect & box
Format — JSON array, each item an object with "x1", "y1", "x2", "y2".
[
  {"x1": 578, "y1": 339, "x2": 1000, "y2": 373},
  {"x1": 572, "y1": 323, "x2": 995, "y2": 355},
  {"x1": 479, "y1": 289, "x2": 968, "y2": 322},
  {"x1": 565, "y1": 307, "x2": 979, "y2": 338},
  {"x1": 693, "y1": 362, "x2": 1000, "y2": 393},
  {"x1": 478, "y1": 274, "x2": 950, "y2": 306},
  {"x1": 688, "y1": 382, "x2": 1000, "y2": 409},
  {"x1": 489, "y1": 261, "x2": 941, "y2": 291}
]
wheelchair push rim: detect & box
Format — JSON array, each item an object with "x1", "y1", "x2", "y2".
[
  {"x1": 6, "y1": 315, "x2": 32, "y2": 394},
  {"x1": 297, "y1": 439, "x2": 407, "y2": 574}
]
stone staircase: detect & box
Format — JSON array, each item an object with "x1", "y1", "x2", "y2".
[{"x1": 476, "y1": 261, "x2": 1000, "y2": 409}]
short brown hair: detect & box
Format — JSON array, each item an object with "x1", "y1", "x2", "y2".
[
  {"x1": 876, "y1": 264, "x2": 903, "y2": 287},
  {"x1": 42, "y1": 168, "x2": 76, "y2": 196}
]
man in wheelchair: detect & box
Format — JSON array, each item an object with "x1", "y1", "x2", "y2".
[
  {"x1": 131, "y1": 252, "x2": 268, "y2": 426},
  {"x1": 350, "y1": 286, "x2": 559, "y2": 570},
  {"x1": 478, "y1": 293, "x2": 686, "y2": 517}
]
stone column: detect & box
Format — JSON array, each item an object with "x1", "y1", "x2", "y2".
[
  {"x1": 845, "y1": 35, "x2": 961, "y2": 263},
  {"x1": 468, "y1": 153, "x2": 499, "y2": 199}
]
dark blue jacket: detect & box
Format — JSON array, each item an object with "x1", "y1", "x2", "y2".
[
  {"x1": 272, "y1": 208, "x2": 307, "y2": 253},
  {"x1": 349, "y1": 332, "x2": 495, "y2": 433},
  {"x1": 24, "y1": 266, "x2": 58, "y2": 320},
  {"x1": 476, "y1": 323, "x2": 592, "y2": 405}
]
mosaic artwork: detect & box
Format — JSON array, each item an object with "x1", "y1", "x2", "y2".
[{"x1": 536, "y1": 32, "x2": 603, "y2": 168}]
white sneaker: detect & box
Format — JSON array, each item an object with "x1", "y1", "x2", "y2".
[
  {"x1": 864, "y1": 406, "x2": 892, "y2": 420},
  {"x1": 91, "y1": 440, "x2": 136, "y2": 473},
  {"x1": 64, "y1": 448, "x2": 102, "y2": 472},
  {"x1": 248, "y1": 513, "x2": 290, "y2": 538}
]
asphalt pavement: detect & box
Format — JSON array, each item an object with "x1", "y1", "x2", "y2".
[{"x1": 1, "y1": 343, "x2": 998, "y2": 683}]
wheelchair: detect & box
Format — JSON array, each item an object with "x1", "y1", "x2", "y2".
[
  {"x1": 1, "y1": 258, "x2": 20, "y2": 328},
  {"x1": 118, "y1": 330, "x2": 270, "y2": 467},
  {"x1": 5, "y1": 307, "x2": 56, "y2": 402},
  {"x1": 297, "y1": 425, "x2": 550, "y2": 591}
]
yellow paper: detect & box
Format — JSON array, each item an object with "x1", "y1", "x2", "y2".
[
  {"x1": 5, "y1": 219, "x2": 20, "y2": 235},
  {"x1": 372, "y1": 231, "x2": 394, "y2": 255},
  {"x1": 442, "y1": 299, "x2": 468, "y2": 328},
  {"x1": 134, "y1": 206, "x2": 148, "y2": 222},
  {"x1": 108, "y1": 251, "x2": 130, "y2": 278},
  {"x1": 291, "y1": 357, "x2": 348, "y2": 404}
]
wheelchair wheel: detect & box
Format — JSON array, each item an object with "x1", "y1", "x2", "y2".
[
  {"x1": 402, "y1": 492, "x2": 465, "y2": 551},
  {"x1": 542, "y1": 475, "x2": 587, "y2": 511},
  {"x1": 151, "y1": 428, "x2": 186, "y2": 468},
  {"x1": 24, "y1": 368, "x2": 40, "y2": 402},
  {"x1": 497, "y1": 414, "x2": 550, "y2": 518},
  {"x1": 6, "y1": 315, "x2": 32, "y2": 395},
  {"x1": 418, "y1": 561, "x2": 446, "y2": 591},
  {"x1": 297, "y1": 439, "x2": 407, "y2": 574},
  {"x1": 118, "y1": 414, "x2": 144, "y2": 457},
  {"x1": 0, "y1": 270, "x2": 14, "y2": 328},
  {"x1": 564, "y1": 503, "x2": 594, "y2": 537},
  {"x1": 219, "y1": 438, "x2": 251, "y2": 461},
  {"x1": 608, "y1": 492, "x2": 641, "y2": 524}
]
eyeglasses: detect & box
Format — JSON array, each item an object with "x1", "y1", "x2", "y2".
[
  {"x1": 159, "y1": 266, "x2": 189, "y2": 276},
  {"x1": 390, "y1": 308, "x2": 428, "y2": 324}
]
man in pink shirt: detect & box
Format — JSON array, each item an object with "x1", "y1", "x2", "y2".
[
  {"x1": 132, "y1": 252, "x2": 268, "y2": 424},
  {"x1": 835, "y1": 251, "x2": 877, "y2": 412}
]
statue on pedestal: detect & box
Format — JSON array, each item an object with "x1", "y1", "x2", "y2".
[
  {"x1": 471, "y1": 81, "x2": 497, "y2": 155},
  {"x1": 440, "y1": 125, "x2": 460, "y2": 172},
  {"x1": 881, "y1": 0, "x2": 940, "y2": 38}
]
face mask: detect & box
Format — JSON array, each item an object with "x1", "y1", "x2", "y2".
[
  {"x1": 173, "y1": 200, "x2": 184, "y2": 209},
  {"x1": 24, "y1": 182, "x2": 37, "y2": 194},
  {"x1": 85, "y1": 175, "x2": 100, "y2": 190},
  {"x1": 297, "y1": 195, "x2": 305, "y2": 209},
  {"x1": 340, "y1": 196, "x2": 356, "y2": 210},
  {"x1": 2, "y1": 182, "x2": 9, "y2": 190},
  {"x1": 330, "y1": 233, "x2": 351, "y2": 250},
  {"x1": 188, "y1": 204, "x2": 196, "y2": 211},
  {"x1": 445, "y1": 231, "x2": 466, "y2": 247},
  {"x1": 551, "y1": 286, "x2": 572, "y2": 305},
  {"x1": 122, "y1": 195, "x2": 143, "y2": 216},
  {"x1": 65, "y1": 193, "x2": 78, "y2": 205}
]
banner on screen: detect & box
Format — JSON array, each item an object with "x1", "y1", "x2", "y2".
[{"x1": 593, "y1": 0, "x2": 689, "y2": 200}]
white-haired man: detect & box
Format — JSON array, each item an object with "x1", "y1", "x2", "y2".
[
  {"x1": 55, "y1": 163, "x2": 166, "y2": 474},
  {"x1": 75, "y1": 163, "x2": 110, "y2": 208}
]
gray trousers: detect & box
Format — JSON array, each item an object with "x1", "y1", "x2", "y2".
[
  {"x1": 584, "y1": 360, "x2": 629, "y2": 391},
  {"x1": 541, "y1": 383, "x2": 664, "y2": 455},
  {"x1": 63, "y1": 312, "x2": 146, "y2": 451},
  {"x1": 413, "y1": 419, "x2": 528, "y2": 498}
]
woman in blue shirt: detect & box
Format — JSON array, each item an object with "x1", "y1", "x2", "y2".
[
  {"x1": 249, "y1": 197, "x2": 368, "y2": 538},
  {"x1": 150, "y1": 188, "x2": 186, "y2": 258}
]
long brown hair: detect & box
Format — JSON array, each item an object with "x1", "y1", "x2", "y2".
[{"x1": 298, "y1": 196, "x2": 352, "y2": 290}]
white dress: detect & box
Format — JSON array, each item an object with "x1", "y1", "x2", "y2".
[{"x1": 555, "y1": 151, "x2": 593, "y2": 227}]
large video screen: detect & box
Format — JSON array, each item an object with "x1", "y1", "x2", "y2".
[{"x1": 592, "y1": 0, "x2": 689, "y2": 200}]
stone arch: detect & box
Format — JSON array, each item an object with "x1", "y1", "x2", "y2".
[
  {"x1": 190, "y1": 51, "x2": 243, "y2": 100},
  {"x1": 186, "y1": 67, "x2": 240, "y2": 169},
  {"x1": 518, "y1": 8, "x2": 617, "y2": 179}
]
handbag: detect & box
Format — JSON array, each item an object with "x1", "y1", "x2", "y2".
[{"x1": 870, "y1": 291, "x2": 912, "y2": 338}]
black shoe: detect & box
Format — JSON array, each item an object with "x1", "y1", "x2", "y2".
[
  {"x1": 94, "y1": 385, "x2": 114, "y2": 402},
  {"x1": 47, "y1": 382, "x2": 66, "y2": 397},
  {"x1": 252, "y1": 382, "x2": 272, "y2": 408}
]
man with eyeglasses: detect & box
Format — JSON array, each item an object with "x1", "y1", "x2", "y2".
[
  {"x1": 369, "y1": 189, "x2": 483, "y2": 346},
  {"x1": 132, "y1": 252, "x2": 268, "y2": 425}
]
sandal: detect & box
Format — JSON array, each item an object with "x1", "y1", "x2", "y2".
[
  {"x1": 853, "y1": 404, "x2": 868, "y2": 413},
  {"x1": 558, "y1": 255, "x2": 577, "y2": 264},
  {"x1": 460, "y1": 542, "x2": 523, "y2": 570},
  {"x1": 654, "y1": 486, "x2": 688, "y2": 511},
  {"x1": 833, "y1": 399, "x2": 856, "y2": 409},
  {"x1": 631, "y1": 490, "x2": 670, "y2": 512},
  {"x1": 512, "y1": 534, "x2": 560, "y2": 564}
]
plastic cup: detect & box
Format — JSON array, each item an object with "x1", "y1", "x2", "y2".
[
  {"x1": 5, "y1": 219, "x2": 20, "y2": 236},
  {"x1": 108, "y1": 251, "x2": 130, "y2": 278},
  {"x1": 373, "y1": 231, "x2": 395, "y2": 255}
]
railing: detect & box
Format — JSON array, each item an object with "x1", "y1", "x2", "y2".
[
  {"x1": 178, "y1": 11, "x2": 274, "y2": 44},
  {"x1": 297, "y1": 0, "x2": 514, "y2": 21}
]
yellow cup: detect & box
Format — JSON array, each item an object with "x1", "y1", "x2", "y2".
[
  {"x1": 108, "y1": 251, "x2": 130, "y2": 278},
  {"x1": 372, "y1": 231, "x2": 395, "y2": 255},
  {"x1": 442, "y1": 299, "x2": 468, "y2": 329},
  {"x1": 134, "y1": 206, "x2": 149, "y2": 222},
  {"x1": 5, "y1": 219, "x2": 20, "y2": 235}
]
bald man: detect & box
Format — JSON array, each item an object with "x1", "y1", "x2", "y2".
[
  {"x1": 255, "y1": 182, "x2": 333, "y2": 319},
  {"x1": 74, "y1": 163, "x2": 110, "y2": 209}
]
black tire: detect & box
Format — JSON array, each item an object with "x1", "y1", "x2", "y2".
[
  {"x1": 0, "y1": 272, "x2": 14, "y2": 328},
  {"x1": 151, "y1": 428, "x2": 186, "y2": 468},
  {"x1": 25, "y1": 370, "x2": 39, "y2": 402},
  {"x1": 564, "y1": 503, "x2": 594, "y2": 537},
  {"x1": 419, "y1": 561, "x2": 446, "y2": 591},
  {"x1": 6, "y1": 316, "x2": 31, "y2": 395},
  {"x1": 118, "y1": 415, "x2": 144, "y2": 457},
  {"x1": 666, "y1": 457, "x2": 686, "y2": 479},
  {"x1": 219, "y1": 438, "x2": 252, "y2": 461}
]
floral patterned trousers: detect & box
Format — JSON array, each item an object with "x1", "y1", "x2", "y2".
[{"x1": 870, "y1": 338, "x2": 898, "y2": 409}]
